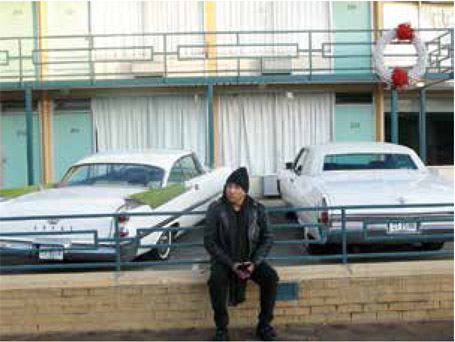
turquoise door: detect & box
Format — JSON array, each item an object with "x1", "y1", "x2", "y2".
[
  {"x1": 52, "y1": 111, "x2": 93, "y2": 181},
  {"x1": 332, "y1": 1, "x2": 371, "y2": 73},
  {"x1": 0, "y1": 113, "x2": 42, "y2": 188},
  {"x1": 335, "y1": 105, "x2": 375, "y2": 142}
]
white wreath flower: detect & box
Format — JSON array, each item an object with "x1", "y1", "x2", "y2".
[{"x1": 373, "y1": 26, "x2": 427, "y2": 88}]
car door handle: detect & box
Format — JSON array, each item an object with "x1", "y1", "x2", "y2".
[{"x1": 194, "y1": 184, "x2": 200, "y2": 191}]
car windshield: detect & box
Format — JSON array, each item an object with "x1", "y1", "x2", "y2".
[
  {"x1": 323, "y1": 153, "x2": 418, "y2": 171},
  {"x1": 59, "y1": 163, "x2": 165, "y2": 188}
]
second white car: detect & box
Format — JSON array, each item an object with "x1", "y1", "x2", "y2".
[{"x1": 278, "y1": 142, "x2": 454, "y2": 253}]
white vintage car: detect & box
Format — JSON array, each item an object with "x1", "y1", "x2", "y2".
[
  {"x1": 0, "y1": 149, "x2": 231, "y2": 264},
  {"x1": 277, "y1": 142, "x2": 454, "y2": 253}
]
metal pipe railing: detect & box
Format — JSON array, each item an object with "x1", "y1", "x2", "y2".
[
  {"x1": 0, "y1": 203, "x2": 452, "y2": 272},
  {"x1": 0, "y1": 28, "x2": 452, "y2": 84}
]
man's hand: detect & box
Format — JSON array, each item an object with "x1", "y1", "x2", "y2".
[
  {"x1": 243, "y1": 261, "x2": 255, "y2": 275},
  {"x1": 232, "y1": 263, "x2": 250, "y2": 280}
]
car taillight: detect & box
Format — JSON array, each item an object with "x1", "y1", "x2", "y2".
[
  {"x1": 117, "y1": 215, "x2": 130, "y2": 238},
  {"x1": 118, "y1": 226, "x2": 129, "y2": 238},
  {"x1": 118, "y1": 215, "x2": 129, "y2": 223},
  {"x1": 318, "y1": 211, "x2": 329, "y2": 225}
]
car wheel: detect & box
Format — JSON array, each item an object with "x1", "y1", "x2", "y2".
[
  {"x1": 421, "y1": 242, "x2": 444, "y2": 251},
  {"x1": 149, "y1": 229, "x2": 172, "y2": 260},
  {"x1": 285, "y1": 210, "x2": 297, "y2": 222},
  {"x1": 306, "y1": 243, "x2": 332, "y2": 255}
]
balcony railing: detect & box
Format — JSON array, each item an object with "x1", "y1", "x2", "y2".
[{"x1": 0, "y1": 28, "x2": 452, "y2": 86}]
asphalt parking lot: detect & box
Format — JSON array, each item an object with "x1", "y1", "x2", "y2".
[{"x1": 7, "y1": 321, "x2": 454, "y2": 341}]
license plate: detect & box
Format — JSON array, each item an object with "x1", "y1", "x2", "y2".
[
  {"x1": 39, "y1": 246, "x2": 64, "y2": 260},
  {"x1": 387, "y1": 221, "x2": 418, "y2": 234}
]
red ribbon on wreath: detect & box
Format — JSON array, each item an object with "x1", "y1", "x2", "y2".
[
  {"x1": 392, "y1": 24, "x2": 414, "y2": 88},
  {"x1": 391, "y1": 68, "x2": 408, "y2": 88},
  {"x1": 396, "y1": 23, "x2": 414, "y2": 41}
]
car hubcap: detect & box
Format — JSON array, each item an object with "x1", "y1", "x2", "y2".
[{"x1": 157, "y1": 230, "x2": 171, "y2": 259}]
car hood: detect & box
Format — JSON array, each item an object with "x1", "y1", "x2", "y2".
[
  {"x1": 318, "y1": 171, "x2": 453, "y2": 208},
  {"x1": 0, "y1": 186, "x2": 141, "y2": 218}
]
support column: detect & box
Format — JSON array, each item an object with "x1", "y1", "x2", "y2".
[
  {"x1": 38, "y1": 1, "x2": 53, "y2": 183},
  {"x1": 375, "y1": 85, "x2": 385, "y2": 142},
  {"x1": 419, "y1": 88, "x2": 427, "y2": 164},
  {"x1": 204, "y1": 1, "x2": 217, "y2": 75},
  {"x1": 373, "y1": 1, "x2": 383, "y2": 42},
  {"x1": 40, "y1": 92, "x2": 53, "y2": 183},
  {"x1": 204, "y1": 2, "x2": 217, "y2": 168},
  {"x1": 390, "y1": 89, "x2": 399, "y2": 144},
  {"x1": 373, "y1": 2, "x2": 384, "y2": 142},
  {"x1": 207, "y1": 83, "x2": 214, "y2": 168},
  {"x1": 25, "y1": 86, "x2": 34, "y2": 185},
  {"x1": 37, "y1": 1, "x2": 48, "y2": 80},
  {"x1": 32, "y1": 2, "x2": 39, "y2": 81},
  {"x1": 213, "y1": 95, "x2": 219, "y2": 168}
]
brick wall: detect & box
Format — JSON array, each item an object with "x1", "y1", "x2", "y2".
[{"x1": 0, "y1": 260, "x2": 453, "y2": 337}]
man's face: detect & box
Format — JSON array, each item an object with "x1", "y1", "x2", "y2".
[{"x1": 225, "y1": 183, "x2": 246, "y2": 205}]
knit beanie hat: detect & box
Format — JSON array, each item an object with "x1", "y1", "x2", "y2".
[{"x1": 225, "y1": 167, "x2": 249, "y2": 193}]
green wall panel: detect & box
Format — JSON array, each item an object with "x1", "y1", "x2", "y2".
[
  {"x1": 1, "y1": 113, "x2": 42, "y2": 188},
  {"x1": 52, "y1": 111, "x2": 93, "y2": 181},
  {"x1": 332, "y1": 1, "x2": 371, "y2": 74},
  {"x1": 335, "y1": 104, "x2": 375, "y2": 142}
]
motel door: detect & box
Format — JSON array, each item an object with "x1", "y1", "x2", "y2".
[
  {"x1": 0, "y1": 111, "x2": 41, "y2": 188},
  {"x1": 334, "y1": 104, "x2": 375, "y2": 142}
]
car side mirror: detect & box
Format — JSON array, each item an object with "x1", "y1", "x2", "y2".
[{"x1": 285, "y1": 162, "x2": 293, "y2": 170}]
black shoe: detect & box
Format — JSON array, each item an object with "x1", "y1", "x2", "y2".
[
  {"x1": 256, "y1": 324, "x2": 276, "y2": 341},
  {"x1": 213, "y1": 328, "x2": 229, "y2": 341}
]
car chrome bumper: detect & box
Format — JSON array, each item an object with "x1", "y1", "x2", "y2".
[
  {"x1": 0, "y1": 239, "x2": 138, "y2": 265},
  {"x1": 307, "y1": 220, "x2": 453, "y2": 245}
]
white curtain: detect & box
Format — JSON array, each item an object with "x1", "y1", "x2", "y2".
[
  {"x1": 90, "y1": 1, "x2": 204, "y2": 78},
  {"x1": 218, "y1": 93, "x2": 334, "y2": 175},
  {"x1": 92, "y1": 96, "x2": 208, "y2": 164},
  {"x1": 90, "y1": 1, "x2": 144, "y2": 77},
  {"x1": 214, "y1": 2, "x2": 331, "y2": 75}
]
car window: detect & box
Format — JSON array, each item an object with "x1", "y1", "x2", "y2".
[
  {"x1": 323, "y1": 153, "x2": 418, "y2": 171},
  {"x1": 167, "y1": 155, "x2": 203, "y2": 185},
  {"x1": 180, "y1": 156, "x2": 202, "y2": 180},
  {"x1": 60, "y1": 163, "x2": 165, "y2": 188},
  {"x1": 63, "y1": 166, "x2": 89, "y2": 185},
  {"x1": 167, "y1": 160, "x2": 185, "y2": 185}
]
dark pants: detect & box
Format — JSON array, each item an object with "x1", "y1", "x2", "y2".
[{"x1": 208, "y1": 262, "x2": 279, "y2": 329}]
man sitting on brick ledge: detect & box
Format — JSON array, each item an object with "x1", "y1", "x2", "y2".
[{"x1": 204, "y1": 167, "x2": 279, "y2": 341}]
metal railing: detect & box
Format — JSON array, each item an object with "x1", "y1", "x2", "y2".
[
  {"x1": 0, "y1": 203, "x2": 452, "y2": 272},
  {"x1": 0, "y1": 28, "x2": 452, "y2": 84}
]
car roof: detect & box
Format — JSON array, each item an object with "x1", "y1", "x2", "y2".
[
  {"x1": 73, "y1": 149, "x2": 192, "y2": 171},
  {"x1": 306, "y1": 142, "x2": 415, "y2": 155}
]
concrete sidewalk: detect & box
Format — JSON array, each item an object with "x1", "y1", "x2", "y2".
[{"x1": 6, "y1": 321, "x2": 454, "y2": 341}]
